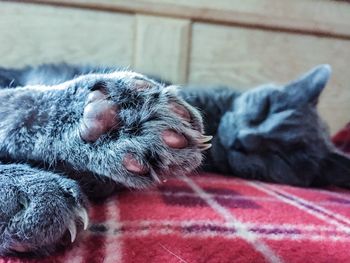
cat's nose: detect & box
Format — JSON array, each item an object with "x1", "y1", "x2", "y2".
[
  {"x1": 236, "y1": 131, "x2": 260, "y2": 151},
  {"x1": 231, "y1": 138, "x2": 246, "y2": 152}
]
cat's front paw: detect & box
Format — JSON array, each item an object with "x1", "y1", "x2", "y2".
[
  {"x1": 0, "y1": 166, "x2": 88, "y2": 256},
  {"x1": 60, "y1": 72, "x2": 211, "y2": 188}
]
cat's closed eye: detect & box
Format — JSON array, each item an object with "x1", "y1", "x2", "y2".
[{"x1": 249, "y1": 97, "x2": 270, "y2": 126}]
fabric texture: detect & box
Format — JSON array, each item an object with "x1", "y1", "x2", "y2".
[{"x1": 2, "y1": 125, "x2": 350, "y2": 263}]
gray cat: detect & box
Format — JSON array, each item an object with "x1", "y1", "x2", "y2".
[{"x1": 0, "y1": 63, "x2": 349, "y2": 256}]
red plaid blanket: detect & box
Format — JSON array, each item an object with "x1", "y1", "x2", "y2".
[{"x1": 2, "y1": 124, "x2": 350, "y2": 263}]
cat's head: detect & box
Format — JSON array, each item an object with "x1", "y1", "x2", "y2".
[{"x1": 218, "y1": 65, "x2": 350, "y2": 187}]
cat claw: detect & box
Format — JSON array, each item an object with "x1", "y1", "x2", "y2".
[
  {"x1": 199, "y1": 143, "x2": 212, "y2": 151},
  {"x1": 76, "y1": 207, "x2": 89, "y2": 230},
  {"x1": 197, "y1": 135, "x2": 213, "y2": 143},
  {"x1": 197, "y1": 135, "x2": 213, "y2": 151},
  {"x1": 68, "y1": 220, "x2": 77, "y2": 243},
  {"x1": 67, "y1": 208, "x2": 89, "y2": 243}
]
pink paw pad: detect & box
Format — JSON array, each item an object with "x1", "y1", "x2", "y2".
[
  {"x1": 170, "y1": 102, "x2": 191, "y2": 122},
  {"x1": 79, "y1": 90, "x2": 119, "y2": 142},
  {"x1": 123, "y1": 154, "x2": 149, "y2": 175},
  {"x1": 162, "y1": 129, "x2": 188, "y2": 149}
]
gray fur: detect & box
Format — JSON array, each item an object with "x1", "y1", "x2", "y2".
[
  {"x1": 0, "y1": 65, "x2": 204, "y2": 256},
  {"x1": 0, "y1": 63, "x2": 349, "y2": 256},
  {"x1": 183, "y1": 65, "x2": 350, "y2": 186},
  {"x1": 0, "y1": 163, "x2": 86, "y2": 255}
]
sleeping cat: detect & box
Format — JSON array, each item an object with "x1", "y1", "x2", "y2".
[{"x1": 0, "y1": 63, "x2": 349, "y2": 256}]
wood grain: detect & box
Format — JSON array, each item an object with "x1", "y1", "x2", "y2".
[
  {"x1": 0, "y1": 2, "x2": 135, "y2": 67},
  {"x1": 5, "y1": 0, "x2": 350, "y2": 39},
  {"x1": 0, "y1": 1, "x2": 348, "y2": 132},
  {"x1": 134, "y1": 15, "x2": 190, "y2": 83},
  {"x1": 188, "y1": 23, "x2": 350, "y2": 133}
]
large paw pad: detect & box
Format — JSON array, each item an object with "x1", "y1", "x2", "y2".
[
  {"x1": 71, "y1": 73, "x2": 211, "y2": 187},
  {"x1": 80, "y1": 90, "x2": 119, "y2": 142}
]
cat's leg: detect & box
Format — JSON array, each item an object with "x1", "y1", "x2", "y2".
[
  {"x1": 0, "y1": 64, "x2": 97, "y2": 88},
  {"x1": 0, "y1": 71, "x2": 209, "y2": 189},
  {"x1": 0, "y1": 163, "x2": 88, "y2": 256}
]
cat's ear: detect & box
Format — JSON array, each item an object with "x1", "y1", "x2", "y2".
[
  {"x1": 321, "y1": 151, "x2": 350, "y2": 188},
  {"x1": 284, "y1": 64, "x2": 332, "y2": 106}
]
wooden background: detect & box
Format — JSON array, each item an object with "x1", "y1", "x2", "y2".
[{"x1": 0, "y1": 0, "x2": 349, "y2": 133}]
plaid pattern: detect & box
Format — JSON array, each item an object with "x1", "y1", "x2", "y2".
[
  {"x1": 2, "y1": 124, "x2": 350, "y2": 263},
  {"x1": 2, "y1": 175, "x2": 350, "y2": 263}
]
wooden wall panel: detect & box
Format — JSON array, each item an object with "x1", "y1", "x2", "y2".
[
  {"x1": 0, "y1": 1, "x2": 348, "y2": 133},
  {"x1": 189, "y1": 23, "x2": 350, "y2": 133},
  {"x1": 0, "y1": 2, "x2": 135, "y2": 67},
  {"x1": 14, "y1": 0, "x2": 350, "y2": 38},
  {"x1": 134, "y1": 15, "x2": 190, "y2": 83},
  {"x1": 139, "y1": 0, "x2": 350, "y2": 37}
]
